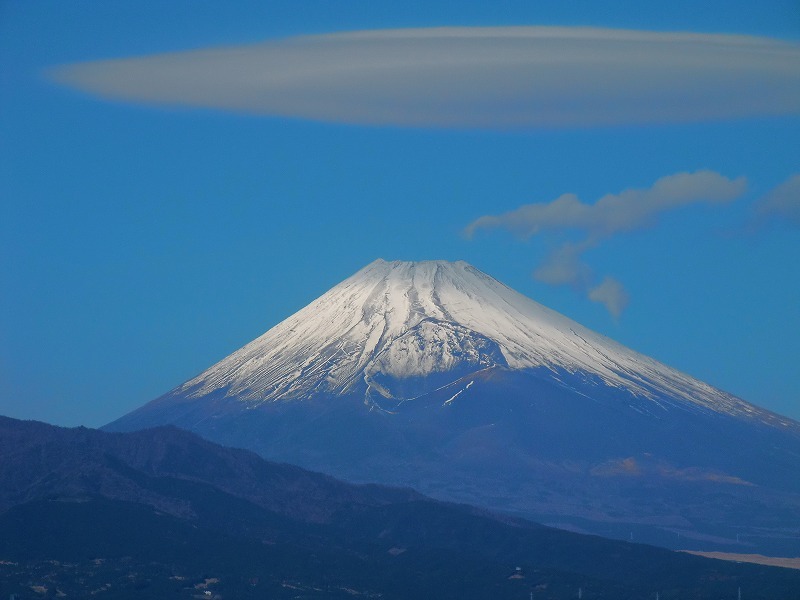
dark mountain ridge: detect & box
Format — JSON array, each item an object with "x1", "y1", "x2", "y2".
[
  {"x1": 0, "y1": 414, "x2": 421, "y2": 523},
  {"x1": 3, "y1": 415, "x2": 800, "y2": 599}
]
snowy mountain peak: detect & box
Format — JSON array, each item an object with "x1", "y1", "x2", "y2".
[
  {"x1": 168, "y1": 259, "x2": 788, "y2": 426},
  {"x1": 107, "y1": 259, "x2": 800, "y2": 555}
]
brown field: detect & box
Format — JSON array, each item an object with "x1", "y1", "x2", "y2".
[{"x1": 683, "y1": 551, "x2": 800, "y2": 571}]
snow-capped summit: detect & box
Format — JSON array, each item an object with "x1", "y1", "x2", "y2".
[
  {"x1": 145, "y1": 259, "x2": 787, "y2": 426},
  {"x1": 107, "y1": 260, "x2": 800, "y2": 556}
]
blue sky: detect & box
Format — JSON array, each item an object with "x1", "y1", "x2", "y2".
[{"x1": 1, "y1": 1, "x2": 799, "y2": 427}]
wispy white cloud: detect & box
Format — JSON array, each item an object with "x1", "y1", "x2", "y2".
[
  {"x1": 465, "y1": 171, "x2": 746, "y2": 240},
  {"x1": 588, "y1": 277, "x2": 629, "y2": 319},
  {"x1": 49, "y1": 27, "x2": 800, "y2": 128},
  {"x1": 465, "y1": 171, "x2": 747, "y2": 316},
  {"x1": 532, "y1": 241, "x2": 593, "y2": 288},
  {"x1": 753, "y1": 174, "x2": 800, "y2": 226}
]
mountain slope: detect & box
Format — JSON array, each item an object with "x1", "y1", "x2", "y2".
[
  {"x1": 114, "y1": 259, "x2": 794, "y2": 425},
  {"x1": 105, "y1": 260, "x2": 800, "y2": 555}
]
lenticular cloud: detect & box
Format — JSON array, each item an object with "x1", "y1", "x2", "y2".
[{"x1": 50, "y1": 26, "x2": 800, "y2": 128}]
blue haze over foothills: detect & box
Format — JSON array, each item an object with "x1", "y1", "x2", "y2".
[{"x1": 1, "y1": 0, "x2": 798, "y2": 428}]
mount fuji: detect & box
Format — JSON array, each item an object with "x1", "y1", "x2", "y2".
[{"x1": 107, "y1": 259, "x2": 800, "y2": 555}]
